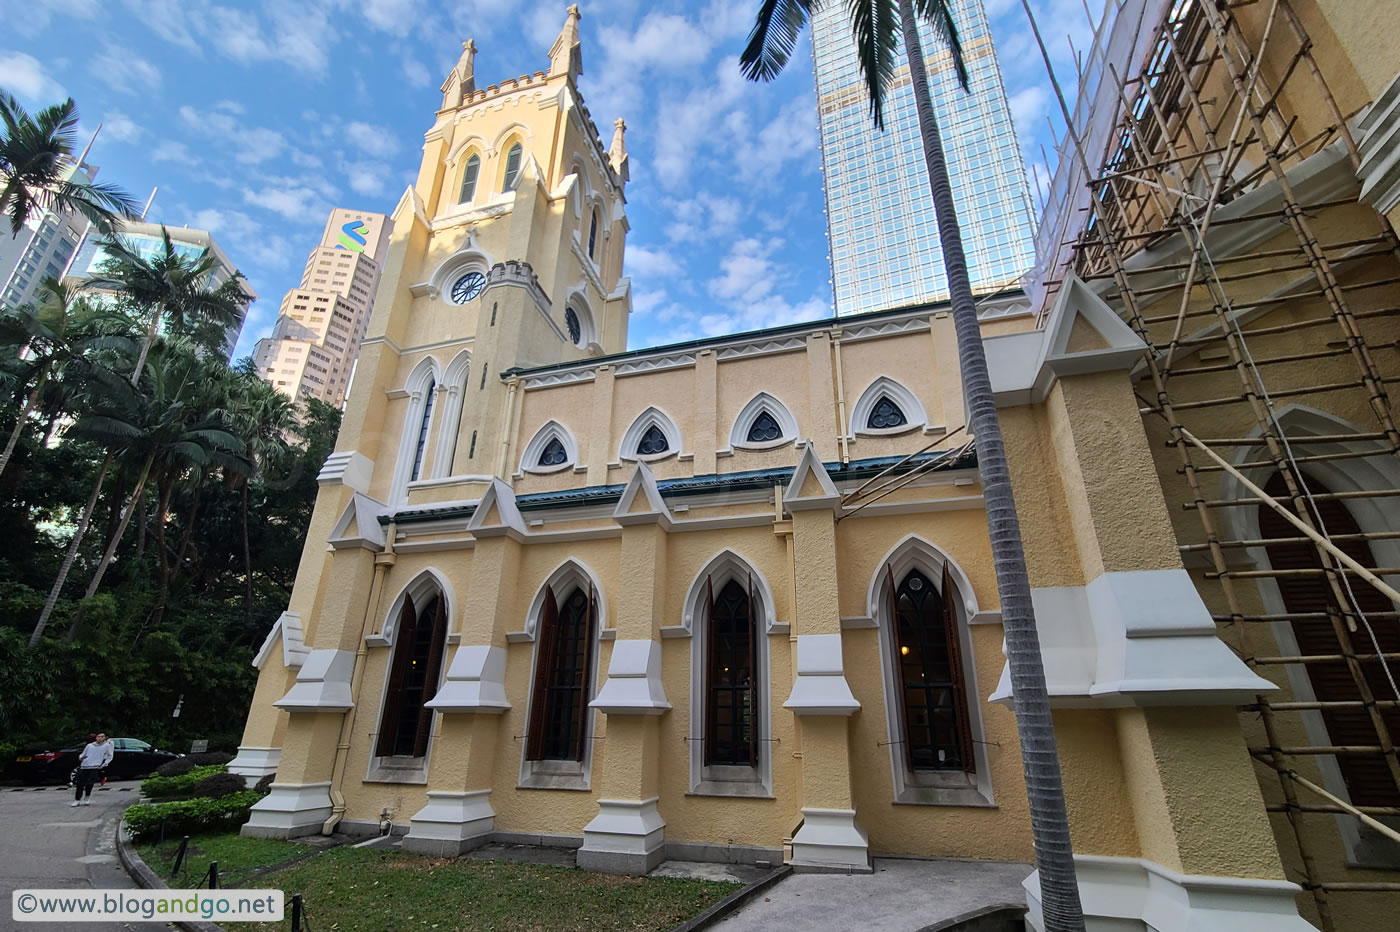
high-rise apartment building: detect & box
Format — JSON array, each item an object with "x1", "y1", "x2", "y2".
[
  {"x1": 811, "y1": 0, "x2": 1036, "y2": 314},
  {"x1": 0, "y1": 160, "x2": 97, "y2": 313},
  {"x1": 253, "y1": 208, "x2": 391, "y2": 407},
  {"x1": 65, "y1": 220, "x2": 254, "y2": 358}
]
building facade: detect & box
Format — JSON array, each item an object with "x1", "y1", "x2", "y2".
[
  {"x1": 228, "y1": 9, "x2": 1340, "y2": 929},
  {"x1": 0, "y1": 159, "x2": 96, "y2": 313},
  {"x1": 65, "y1": 220, "x2": 254, "y2": 359},
  {"x1": 253, "y1": 209, "x2": 392, "y2": 407},
  {"x1": 811, "y1": 0, "x2": 1037, "y2": 315}
]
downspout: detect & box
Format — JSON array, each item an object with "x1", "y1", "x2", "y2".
[
  {"x1": 495, "y1": 376, "x2": 521, "y2": 479},
  {"x1": 323, "y1": 522, "x2": 397, "y2": 835},
  {"x1": 831, "y1": 329, "x2": 850, "y2": 464}
]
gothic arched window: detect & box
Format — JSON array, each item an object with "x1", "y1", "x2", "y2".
[
  {"x1": 637, "y1": 424, "x2": 669, "y2": 457},
  {"x1": 503, "y1": 142, "x2": 523, "y2": 191},
  {"x1": 747, "y1": 411, "x2": 781, "y2": 444},
  {"x1": 459, "y1": 153, "x2": 480, "y2": 203},
  {"x1": 891, "y1": 568, "x2": 973, "y2": 772},
  {"x1": 705, "y1": 579, "x2": 758, "y2": 767},
  {"x1": 869, "y1": 395, "x2": 908, "y2": 430},
  {"x1": 410, "y1": 377, "x2": 436, "y2": 481},
  {"x1": 526, "y1": 586, "x2": 597, "y2": 761},
  {"x1": 376, "y1": 593, "x2": 448, "y2": 758},
  {"x1": 588, "y1": 208, "x2": 599, "y2": 259}
]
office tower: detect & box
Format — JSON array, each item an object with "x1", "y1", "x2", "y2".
[
  {"x1": 66, "y1": 220, "x2": 255, "y2": 358},
  {"x1": 253, "y1": 208, "x2": 391, "y2": 407},
  {"x1": 811, "y1": 0, "x2": 1037, "y2": 314}
]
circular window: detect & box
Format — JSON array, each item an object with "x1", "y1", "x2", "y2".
[
  {"x1": 565, "y1": 307, "x2": 582, "y2": 345},
  {"x1": 450, "y1": 271, "x2": 485, "y2": 304}
]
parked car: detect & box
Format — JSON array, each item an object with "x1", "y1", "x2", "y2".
[{"x1": 12, "y1": 738, "x2": 180, "y2": 784}]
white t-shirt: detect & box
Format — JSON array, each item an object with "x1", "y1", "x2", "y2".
[{"x1": 78, "y1": 741, "x2": 114, "y2": 769}]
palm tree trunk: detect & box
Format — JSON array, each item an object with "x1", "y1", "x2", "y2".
[
  {"x1": 172, "y1": 479, "x2": 204, "y2": 585},
  {"x1": 242, "y1": 480, "x2": 253, "y2": 624},
  {"x1": 148, "y1": 477, "x2": 176, "y2": 627},
  {"x1": 134, "y1": 487, "x2": 149, "y2": 560},
  {"x1": 129, "y1": 309, "x2": 160, "y2": 386},
  {"x1": 896, "y1": 2, "x2": 1083, "y2": 928},
  {"x1": 30, "y1": 450, "x2": 114, "y2": 646},
  {"x1": 0, "y1": 377, "x2": 45, "y2": 480},
  {"x1": 66, "y1": 451, "x2": 156, "y2": 641}
]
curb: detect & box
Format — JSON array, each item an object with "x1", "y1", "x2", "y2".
[
  {"x1": 667, "y1": 864, "x2": 793, "y2": 932},
  {"x1": 915, "y1": 904, "x2": 1029, "y2": 932},
  {"x1": 115, "y1": 819, "x2": 224, "y2": 932}
]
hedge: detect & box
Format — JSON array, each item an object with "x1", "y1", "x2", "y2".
[
  {"x1": 123, "y1": 790, "x2": 264, "y2": 840},
  {"x1": 140, "y1": 764, "x2": 227, "y2": 799}
]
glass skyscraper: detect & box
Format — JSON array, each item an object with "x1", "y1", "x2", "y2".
[{"x1": 811, "y1": 0, "x2": 1036, "y2": 314}]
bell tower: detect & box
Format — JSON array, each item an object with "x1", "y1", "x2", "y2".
[{"x1": 340, "y1": 4, "x2": 631, "y2": 494}]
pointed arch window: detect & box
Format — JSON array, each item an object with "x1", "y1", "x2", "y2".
[
  {"x1": 705, "y1": 578, "x2": 758, "y2": 767},
  {"x1": 527, "y1": 585, "x2": 597, "y2": 762},
  {"x1": 459, "y1": 153, "x2": 480, "y2": 203},
  {"x1": 410, "y1": 377, "x2": 436, "y2": 481},
  {"x1": 539, "y1": 436, "x2": 567, "y2": 467},
  {"x1": 869, "y1": 396, "x2": 908, "y2": 430},
  {"x1": 746, "y1": 411, "x2": 781, "y2": 444},
  {"x1": 890, "y1": 566, "x2": 973, "y2": 773},
  {"x1": 637, "y1": 424, "x2": 669, "y2": 457},
  {"x1": 376, "y1": 593, "x2": 449, "y2": 758},
  {"x1": 588, "y1": 208, "x2": 599, "y2": 259},
  {"x1": 503, "y1": 142, "x2": 523, "y2": 191}
]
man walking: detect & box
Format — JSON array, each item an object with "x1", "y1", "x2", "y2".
[{"x1": 71, "y1": 733, "x2": 112, "y2": 807}]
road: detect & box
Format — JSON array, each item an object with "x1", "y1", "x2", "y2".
[{"x1": 0, "y1": 780, "x2": 149, "y2": 931}]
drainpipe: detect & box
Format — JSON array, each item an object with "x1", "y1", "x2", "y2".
[
  {"x1": 322, "y1": 522, "x2": 397, "y2": 835},
  {"x1": 495, "y1": 376, "x2": 520, "y2": 478},
  {"x1": 831, "y1": 329, "x2": 850, "y2": 464}
]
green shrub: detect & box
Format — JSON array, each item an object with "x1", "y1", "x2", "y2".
[
  {"x1": 190, "y1": 772, "x2": 246, "y2": 799},
  {"x1": 154, "y1": 758, "x2": 195, "y2": 778},
  {"x1": 123, "y1": 790, "x2": 263, "y2": 840},
  {"x1": 185, "y1": 751, "x2": 233, "y2": 766},
  {"x1": 140, "y1": 764, "x2": 226, "y2": 799}
]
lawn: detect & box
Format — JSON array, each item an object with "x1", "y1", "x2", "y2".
[{"x1": 136, "y1": 835, "x2": 739, "y2": 931}]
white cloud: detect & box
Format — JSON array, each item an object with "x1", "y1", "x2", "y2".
[
  {"x1": 626, "y1": 245, "x2": 683, "y2": 281},
  {"x1": 1, "y1": 0, "x2": 99, "y2": 37},
  {"x1": 150, "y1": 141, "x2": 196, "y2": 164},
  {"x1": 1008, "y1": 85, "x2": 1046, "y2": 139},
  {"x1": 361, "y1": 0, "x2": 425, "y2": 36},
  {"x1": 709, "y1": 236, "x2": 780, "y2": 304},
  {"x1": 733, "y1": 94, "x2": 819, "y2": 184},
  {"x1": 126, "y1": 0, "x2": 339, "y2": 74},
  {"x1": 103, "y1": 112, "x2": 143, "y2": 144},
  {"x1": 242, "y1": 182, "x2": 330, "y2": 221},
  {"x1": 180, "y1": 104, "x2": 286, "y2": 164},
  {"x1": 343, "y1": 161, "x2": 389, "y2": 197},
  {"x1": 344, "y1": 121, "x2": 399, "y2": 159},
  {"x1": 0, "y1": 51, "x2": 67, "y2": 104},
  {"x1": 215, "y1": 99, "x2": 246, "y2": 115},
  {"x1": 402, "y1": 57, "x2": 431, "y2": 88},
  {"x1": 186, "y1": 206, "x2": 294, "y2": 274},
  {"x1": 599, "y1": 13, "x2": 713, "y2": 72},
  {"x1": 91, "y1": 45, "x2": 162, "y2": 96}
]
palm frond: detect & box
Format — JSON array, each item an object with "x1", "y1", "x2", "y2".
[
  {"x1": 740, "y1": 0, "x2": 818, "y2": 81},
  {"x1": 913, "y1": 0, "x2": 968, "y2": 90},
  {"x1": 850, "y1": 0, "x2": 901, "y2": 130}
]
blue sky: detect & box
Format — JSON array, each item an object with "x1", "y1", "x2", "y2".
[{"x1": 0, "y1": 0, "x2": 1097, "y2": 359}]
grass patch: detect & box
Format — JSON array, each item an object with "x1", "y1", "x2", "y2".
[
  {"x1": 139, "y1": 833, "x2": 738, "y2": 931},
  {"x1": 135, "y1": 834, "x2": 316, "y2": 887}
]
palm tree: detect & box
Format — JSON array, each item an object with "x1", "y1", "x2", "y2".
[
  {"x1": 0, "y1": 95, "x2": 137, "y2": 238},
  {"x1": 742, "y1": 3, "x2": 1084, "y2": 929},
  {"x1": 83, "y1": 227, "x2": 250, "y2": 384}
]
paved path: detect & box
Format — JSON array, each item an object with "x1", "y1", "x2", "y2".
[
  {"x1": 720, "y1": 857, "x2": 1031, "y2": 931},
  {"x1": 0, "y1": 781, "x2": 149, "y2": 931}
]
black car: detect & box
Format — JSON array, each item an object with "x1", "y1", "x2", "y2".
[{"x1": 12, "y1": 738, "x2": 180, "y2": 784}]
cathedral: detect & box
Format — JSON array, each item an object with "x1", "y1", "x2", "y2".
[{"x1": 228, "y1": 5, "x2": 1400, "y2": 930}]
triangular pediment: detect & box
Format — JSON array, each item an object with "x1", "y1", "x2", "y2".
[
  {"x1": 468, "y1": 477, "x2": 526, "y2": 539},
  {"x1": 1042, "y1": 273, "x2": 1146, "y2": 365},
  {"x1": 613, "y1": 462, "x2": 672, "y2": 528},
  {"x1": 328, "y1": 493, "x2": 387, "y2": 551},
  {"x1": 785, "y1": 442, "x2": 840, "y2": 511}
]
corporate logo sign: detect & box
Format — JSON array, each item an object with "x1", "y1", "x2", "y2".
[{"x1": 336, "y1": 220, "x2": 370, "y2": 253}]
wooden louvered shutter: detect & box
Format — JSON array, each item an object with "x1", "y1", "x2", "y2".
[
  {"x1": 941, "y1": 563, "x2": 976, "y2": 773},
  {"x1": 703, "y1": 576, "x2": 716, "y2": 766},
  {"x1": 376, "y1": 595, "x2": 417, "y2": 757},
  {"x1": 886, "y1": 565, "x2": 912, "y2": 769},
  {"x1": 413, "y1": 596, "x2": 449, "y2": 758},
  {"x1": 526, "y1": 586, "x2": 559, "y2": 761},
  {"x1": 1261, "y1": 472, "x2": 1400, "y2": 806},
  {"x1": 746, "y1": 573, "x2": 760, "y2": 767},
  {"x1": 573, "y1": 582, "x2": 597, "y2": 762}
]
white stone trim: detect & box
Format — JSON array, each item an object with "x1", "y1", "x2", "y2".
[
  {"x1": 253, "y1": 611, "x2": 309, "y2": 670},
  {"x1": 847, "y1": 376, "x2": 930, "y2": 437},
  {"x1": 316, "y1": 450, "x2": 374, "y2": 494},
  {"x1": 274, "y1": 649, "x2": 354, "y2": 712},
  {"x1": 679, "y1": 548, "x2": 782, "y2": 636},
  {"x1": 243, "y1": 781, "x2": 333, "y2": 838},
  {"x1": 389, "y1": 356, "x2": 443, "y2": 506},
  {"x1": 578, "y1": 798, "x2": 666, "y2": 873},
  {"x1": 617, "y1": 405, "x2": 681, "y2": 462},
  {"x1": 789, "y1": 808, "x2": 870, "y2": 873},
  {"x1": 404, "y1": 790, "x2": 495, "y2": 848},
  {"x1": 611, "y1": 462, "x2": 673, "y2": 529},
  {"x1": 519, "y1": 419, "x2": 580, "y2": 475},
  {"x1": 513, "y1": 558, "x2": 610, "y2": 641},
  {"x1": 227, "y1": 746, "x2": 281, "y2": 779},
  {"x1": 1023, "y1": 854, "x2": 1314, "y2": 932},
  {"x1": 783, "y1": 634, "x2": 859, "y2": 716},
  {"x1": 419, "y1": 242, "x2": 494, "y2": 305},
  {"x1": 783, "y1": 442, "x2": 840, "y2": 510},
  {"x1": 466, "y1": 477, "x2": 527, "y2": 540},
  {"x1": 728, "y1": 392, "x2": 799, "y2": 452},
  {"x1": 590, "y1": 639, "x2": 670, "y2": 714},
  {"x1": 367, "y1": 567, "x2": 457, "y2": 647},
  {"x1": 425, "y1": 645, "x2": 510, "y2": 712},
  {"x1": 563, "y1": 289, "x2": 598, "y2": 348},
  {"x1": 327, "y1": 493, "x2": 388, "y2": 552},
  {"x1": 1358, "y1": 68, "x2": 1400, "y2": 217},
  {"x1": 989, "y1": 569, "x2": 1276, "y2": 708},
  {"x1": 430, "y1": 349, "x2": 472, "y2": 479}
]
